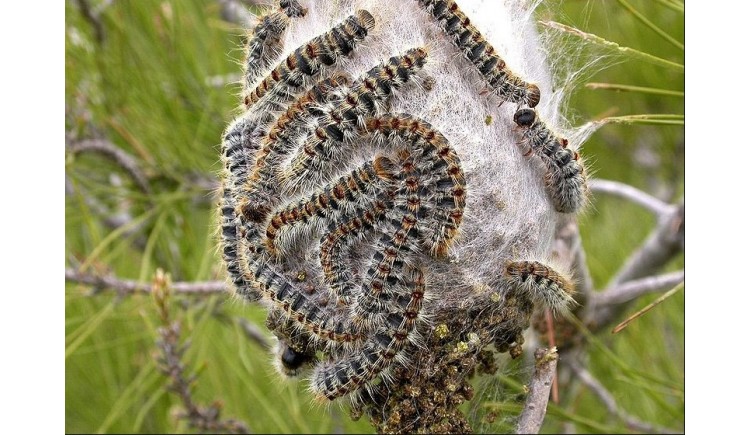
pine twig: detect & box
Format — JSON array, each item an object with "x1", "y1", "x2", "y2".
[
  {"x1": 152, "y1": 271, "x2": 250, "y2": 434},
  {"x1": 539, "y1": 21, "x2": 684, "y2": 71},
  {"x1": 578, "y1": 178, "x2": 684, "y2": 331},
  {"x1": 586, "y1": 270, "x2": 683, "y2": 330},
  {"x1": 585, "y1": 82, "x2": 684, "y2": 98},
  {"x1": 615, "y1": 0, "x2": 684, "y2": 50},
  {"x1": 593, "y1": 270, "x2": 684, "y2": 308}
]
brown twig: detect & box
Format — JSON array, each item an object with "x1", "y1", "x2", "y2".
[
  {"x1": 152, "y1": 271, "x2": 250, "y2": 434},
  {"x1": 543, "y1": 311, "x2": 559, "y2": 404},
  {"x1": 567, "y1": 359, "x2": 678, "y2": 434},
  {"x1": 66, "y1": 268, "x2": 227, "y2": 295},
  {"x1": 516, "y1": 347, "x2": 559, "y2": 434}
]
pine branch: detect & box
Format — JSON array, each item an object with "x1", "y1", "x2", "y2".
[
  {"x1": 152, "y1": 272, "x2": 250, "y2": 434},
  {"x1": 589, "y1": 179, "x2": 673, "y2": 216},
  {"x1": 66, "y1": 268, "x2": 227, "y2": 295},
  {"x1": 567, "y1": 359, "x2": 678, "y2": 434},
  {"x1": 516, "y1": 348, "x2": 559, "y2": 434},
  {"x1": 609, "y1": 201, "x2": 684, "y2": 286},
  {"x1": 68, "y1": 138, "x2": 152, "y2": 194}
]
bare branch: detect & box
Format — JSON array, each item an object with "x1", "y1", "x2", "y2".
[
  {"x1": 593, "y1": 270, "x2": 684, "y2": 308},
  {"x1": 517, "y1": 347, "x2": 559, "y2": 434},
  {"x1": 237, "y1": 318, "x2": 271, "y2": 350},
  {"x1": 609, "y1": 201, "x2": 684, "y2": 286},
  {"x1": 65, "y1": 174, "x2": 146, "y2": 248},
  {"x1": 543, "y1": 310, "x2": 559, "y2": 403},
  {"x1": 567, "y1": 359, "x2": 678, "y2": 434},
  {"x1": 65, "y1": 173, "x2": 139, "y2": 230},
  {"x1": 589, "y1": 179, "x2": 673, "y2": 216},
  {"x1": 68, "y1": 138, "x2": 152, "y2": 193},
  {"x1": 66, "y1": 268, "x2": 227, "y2": 295},
  {"x1": 585, "y1": 270, "x2": 683, "y2": 330}
]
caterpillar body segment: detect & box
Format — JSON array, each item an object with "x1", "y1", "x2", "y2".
[
  {"x1": 244, "y1": 10, "x2": 375, "y2": 109},
  {"x1": 513, "y1": 109, "x2": 588, "y2": 214},
  {"x1": 243, "y1": 0, "x2": 310, "y2": 94},
  {"x1": 264, "y1": 157, "x2": 398, "y2": 258},
  {"x1": 361, "y1": 114, "x2": 466, "y2": 257},
  {"x1": 280, "y1": 48, "x2": 430, "y2": 188},
  {"x1": 304, "y1": 112, "x2": 466, "y2": 400},
  {"x1": 220, "y1": 190, "x2": 251, "y2": 298},
  {"x1": 350, "y1": 178, "x2": 425, "y2": 327},
  {"x1": 311, "y1": 268, "x2": 426, "y2": 401},
  {"x1": 220, "y1": 116, "x2": 268, "y2": 301},
  {"x1": 504, "y1": 260, "x2": 577, "y2": 313},
  {"x1": 235, "y1": 74, "x2": 353, "y2": 237},
  {"x1": 250, "y1": 73, "x2": 352, "y2": 191},
  {"x1": 320, "y1": 199, "x2": 391, "y2": 303},
  {"x1": 243, "y1": 12, "x2": 290, "y2": 93},
  {"x1": 414, "y1": 0, "x2": 540, "y2": 107},
  {"x1": 243, "y1": 254, "x2": 367, "y2": 344},
  {"x1": 279, "y1": 0, "x2": 307, "y2": 18}
]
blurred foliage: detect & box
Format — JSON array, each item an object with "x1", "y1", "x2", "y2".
[{"x1": 65, "y1": 0, "x2": 684, "y2": 433}]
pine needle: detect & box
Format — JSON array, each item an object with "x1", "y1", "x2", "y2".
[
  {"x1": 586, "y1": 82, "x2": 684, "y2": 97},
  {"x1": 616, "y1": 0, "x2": 684, "y2": 50},
  {"x1": 612, "y1": 282, "x2": 684, "y2": 334},
  {"x1": 540, "y1": 21, "x2": 684, "y2": 71},
  {"x1": 597, "y1": 114, "x2": 684, "y2": 126},
  {"x1": 654, "y1": 0, "x2": 684, "y2": 13}
]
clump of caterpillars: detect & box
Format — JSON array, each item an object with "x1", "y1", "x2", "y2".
[{"x1": 218, "y1": 0, "x2": 589, "y2": 427}]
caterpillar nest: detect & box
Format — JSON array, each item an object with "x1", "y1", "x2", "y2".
[{"x1": 218, "y1": 0, "x2": 590, "y2": 432}]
